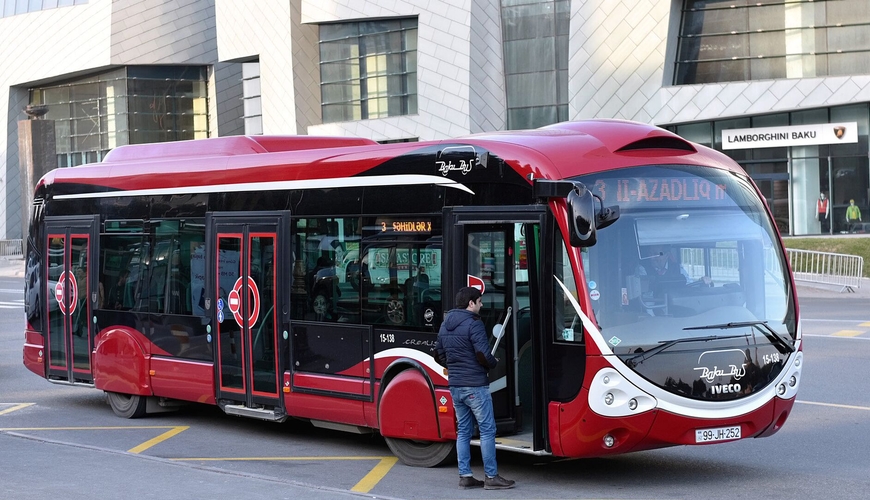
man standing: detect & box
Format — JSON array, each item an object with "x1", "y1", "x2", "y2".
[{"x1": 434, "y1": 287, "x2": 515, "y2": 490}]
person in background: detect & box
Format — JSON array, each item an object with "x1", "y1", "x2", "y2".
[
  {"x1": 846, "y1": 199, "x2": 862, "y2": 232},
  {"x1": 817, "y1": 192, "x2": 830, "y2": 234},
  {"x1": 434, "y1": 286, "x2": 515, "y2": 491}
]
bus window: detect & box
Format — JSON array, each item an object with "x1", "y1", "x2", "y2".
[
  {"x1": 292, "y1": 217, "x2": 361, "y2": 322},
  {"x1": 554, "y1": 230, "x2": 582, "y2": 343},
  {"x1": 100, "y1": 223, "x2": 146, "y2": 312}
]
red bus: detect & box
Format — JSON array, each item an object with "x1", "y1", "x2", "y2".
[{"x1": 23, "y1": 120, "x2": 802, "y2": 466}]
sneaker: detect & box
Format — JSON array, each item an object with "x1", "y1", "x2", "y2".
[
  {"x1": 458, "y1": 476, "x2": 484, "y2": 489},
  {"x1": 484, "y1": 475, "x2": 516, "y2": 490}
]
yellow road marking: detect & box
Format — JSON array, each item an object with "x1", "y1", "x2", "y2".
[
  {"x1": 832, "y1": 330, "x2": 864, "y2": 337},
  {"x1": 0, "y1": 403, "x2": 35, "y2": 416},
  {"x1": 860, "y1": 322, "x2": 870, "y2": 327},
  {"x1": 128, "y1": 426, "x2": 189, "y2": 454},
  {"x1": 351, "y1": 457, "x2": 398, "y2": 493},
  {"x1": 0, "y1": 426, "x2": 182, "y2": 431},
  {"x1": 174, "y1": 455, "x2": 398, "y2": 493},
  {"x1": 173, "y1": 455, "x2": 393, "y2": 461},
  {"x1": 797, "y1": 400, "x2": 870, "y2": 411}
]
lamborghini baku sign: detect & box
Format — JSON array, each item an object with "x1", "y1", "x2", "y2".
[{"x1": 722, "y1": 122, "x2": 858, "y2": 150}]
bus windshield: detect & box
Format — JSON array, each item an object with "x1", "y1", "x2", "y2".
[{"x1": 575, "y1": 165, "x2": 795, "y2": 356}]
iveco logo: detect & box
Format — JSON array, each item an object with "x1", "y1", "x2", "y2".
[{"x1": 711, "y1": 383, "x2": 741, "y2": 394}]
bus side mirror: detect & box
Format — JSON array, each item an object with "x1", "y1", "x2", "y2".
[
  {"x1": 532, "y1": 179, "x2": 620, "y2": 247},
  {"x1": 567, "y1": 183, "x2": 596, "y2": 247}
]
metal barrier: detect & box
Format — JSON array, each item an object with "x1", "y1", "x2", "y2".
[
  {"x1": 0, "y1": 239, "x2": 23, "y2": 259},
  {"x1": 787, "y1": 248, "x2": 864, "y2": 292}
]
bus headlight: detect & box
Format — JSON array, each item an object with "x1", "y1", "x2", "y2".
[
  {"x1": 603, "y1": 434, "x2": 615, "y2": 448},
  {"x1": 589, "y1": 368, "x2": 656, "y2": 417}
]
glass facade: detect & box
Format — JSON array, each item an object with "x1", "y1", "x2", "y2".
[
  {"x1": 319, "y1": 18, "x2": 418, "y2": 124},
  {"x1": 500, "y1": 0, "x2": 569, "y2": 129},
  {"x1": 667, "y1": 104, "x2": 870, "y2": 235},
  {"x1": 2, "y1": 0, "x2": 86, "y2": 19},
  {"x1": 29, "y1": 66, "x2": 209, "y2": 167},
  {"x1": 676, "y1": 0, "x2": 870, "y2": 84}
]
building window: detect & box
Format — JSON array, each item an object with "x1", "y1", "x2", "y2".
[
  {"x1": 319, "y1": 18, "x2": 418, "y2": 124},
  {"x1": 676, "y1": 0, "x2": 870, "y2": 84},
  {"x1": 242, "y1": 61, "x2": 262, "y2": 135},
  {"x1": 2, "y1": 0, "x2": 87, "y2": 19},
  {"x1": 29, "y1": 66, "x2": 208, "y2": 167},
  {"x1": 501, "y1": 0, "x2": 569, "y2": 129}
]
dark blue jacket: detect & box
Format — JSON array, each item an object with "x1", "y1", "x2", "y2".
[{"x1": 434, "y1": 309, "x2": 498, "y2": 387}]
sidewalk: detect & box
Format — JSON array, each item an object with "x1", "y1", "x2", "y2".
[
  {"x1": 0, "y1": 257, "x2": 24, "y2": 278},
  {"x1": 795, "y1": 277, "x2": 870, "y2": 299}
]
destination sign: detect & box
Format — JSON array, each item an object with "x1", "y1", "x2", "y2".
[
  {"x1": 377, "y1": 218, "x2": 433, "y2": 234},
  {"x1": 591, "y1": 177, "x2": 728, "y2": 205}
]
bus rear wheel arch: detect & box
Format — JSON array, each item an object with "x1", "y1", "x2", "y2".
[{"x1": 378, "y1": 364, "x2": 452, "y2": 466}]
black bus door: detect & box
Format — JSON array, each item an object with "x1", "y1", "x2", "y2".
[
  {"x1": 44, "y1": 216, "x2": 99, "y2": 384},
  {"x1": 443, "y1": 206, "x2": 545, "y2": 449},
  {"x1": 208, "y1": 213, "x2": 286, "y2": 419}
]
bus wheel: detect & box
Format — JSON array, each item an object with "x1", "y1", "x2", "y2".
[
  {"x1": 106, "y1": 391, "x2": 147, "y2": 418},
  {"x1": 384, "y1": 436, "x2": 454, "y2": 467}
]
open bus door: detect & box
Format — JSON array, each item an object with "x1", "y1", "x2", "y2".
[
  {"x1": 443, "y1": 206, "x2": 548, "y2": 454},
  {"x1": 44, "y1": 215, "x2": 99, "y2": 385},
  {"x1": 207, "y1": 212, "x2": 287, "y2": 421}
]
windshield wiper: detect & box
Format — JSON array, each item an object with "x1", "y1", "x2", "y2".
[
  {"x1": 625, "y1": 333, "x2": 750, "y2": 367},
  {"x1": 683, "y1": 320, "x2": 795, "y2": 354}
]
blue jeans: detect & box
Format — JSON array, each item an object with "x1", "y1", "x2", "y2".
[{"x1": 450, "y1": 386, "x2": 497, "y2": 478}]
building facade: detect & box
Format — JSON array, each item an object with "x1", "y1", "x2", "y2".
[{"x1": 2, "y1": 0, "x2": 869, "y2": 240}]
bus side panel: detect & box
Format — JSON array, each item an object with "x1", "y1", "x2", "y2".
[
  {"x1": 435, "y1": 388, "x2": 456, "y2": 440},
  {"x1": 282, "y1": 373, "x2": 367, "y2": 426},
  {"x1": 363, "y1": 383, "x2": 455, "y2": 439},
  {"x1": 378, "y1": 369, "x2": 443, "y2": 441},
  {"x1": 150, "y1": 357, "x2": 215, "y2": 404},
  {"x1": 93, "y1": 327, "x2": 152, "y2": 396},
  {"x1": 23, "y1": 328, "x2": 45, "y2": 377},
  {"x1": 553, "y1": 387, "x2": 657, "y2": 458}
]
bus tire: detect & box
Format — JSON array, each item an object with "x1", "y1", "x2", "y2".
[
  {"x1": 106, "y1": 391, "x2": 147, "y2": 418},
  {"x1": 384, "y1": 436, "x2": 454, "y2": 468}
]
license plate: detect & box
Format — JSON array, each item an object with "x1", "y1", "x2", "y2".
[{"x1": 695, "y1": 425, "x2": 741, "y2": 443}]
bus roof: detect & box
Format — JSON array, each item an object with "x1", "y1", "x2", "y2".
[{"x1": 38, "y1": 120, "x2": 745, "y2": 196}]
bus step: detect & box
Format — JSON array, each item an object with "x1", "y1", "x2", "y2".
[{"x1": 223, "y1": 404, "x2": 287, "y2": 422}]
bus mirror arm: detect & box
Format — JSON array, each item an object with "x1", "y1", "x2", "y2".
[{"x1": 594, "y1": 195, "x2": 620, "y2": 230}]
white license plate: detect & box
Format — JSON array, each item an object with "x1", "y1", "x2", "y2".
[{"x1": 695, "y1": 425, "x2": 741, "y2": 443}]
